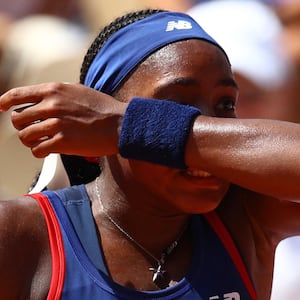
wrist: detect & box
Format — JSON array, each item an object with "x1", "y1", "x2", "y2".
[{"x1": 118, "y1": 97, "x2": 201, "y2": 169}]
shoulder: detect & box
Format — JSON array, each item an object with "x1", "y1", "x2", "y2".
[
  {"x1": 0, "y1": 195, "x2": 45, "y2": 237},
  {"x1": 0, "y1": 196, "x2": 51, "y2": 298},
  {"x1": 0, "y1": 195, "x2": 42, "y2": 238}
]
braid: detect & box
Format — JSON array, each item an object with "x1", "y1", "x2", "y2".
[{"x1": 80, "y1": 9, "x2": 165, "y2": 85}]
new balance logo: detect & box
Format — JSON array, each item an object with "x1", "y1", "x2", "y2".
[
  {"x1": 209, "y1": 292, "x2": 241, "y2": 300},
  {"x1": 165, "y1": 20, "x2": 192, "y2": 31}
]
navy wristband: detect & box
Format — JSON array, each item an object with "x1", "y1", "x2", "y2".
[{"x1": 118, "y1": 97, "x2": 201, "y2": 169}]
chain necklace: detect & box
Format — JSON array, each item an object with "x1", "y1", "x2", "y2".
[{"x1": 95, "y1": 176, "x2": 186, "y2": 288}]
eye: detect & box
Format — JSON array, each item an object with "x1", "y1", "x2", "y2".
[
  {"x1": 215, "y1": 97, "x2": 237, "y2": 117},
  {"x1": 221, "y1": 98, "x2": 236, "y2": 111}
]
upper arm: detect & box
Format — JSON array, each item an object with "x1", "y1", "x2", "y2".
[
  {"x1": 220, "y1": 186, "x2": 300, "y2": 246},
  {"x1": 0, "y1": 197, "x2": 51, "y2": 299}
]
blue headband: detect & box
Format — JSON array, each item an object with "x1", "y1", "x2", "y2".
[{"x1": 84, "y1": 11, "x2": 225, "y2": 94}]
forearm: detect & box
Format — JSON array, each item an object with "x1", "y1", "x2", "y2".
[
  {"x1": 186, "y1": 116, "x2": 300, "y2": 200},
  {"x1": 118, "y1": 98, "x2": 300, "y2": 200},
  {"x1": 2, "y1": 85, "x2": 300, "y2": 200}
]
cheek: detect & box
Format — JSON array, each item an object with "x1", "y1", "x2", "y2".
[
  {"x1": 236, "y1": 104, "x2": 260, "y2": 119},
  {"x1": 109, "y1": 157, "x2": 230, "y2": 214},
  {"x1": 128, "y1": 161, "x2": 171, "y2": 186}
]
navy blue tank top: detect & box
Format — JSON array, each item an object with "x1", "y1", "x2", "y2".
[{"x1": 31, "y1": 185, "x2": 257, "y2": 300}]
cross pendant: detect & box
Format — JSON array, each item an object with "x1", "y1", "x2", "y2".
[{"x1": 149, "y1": 264, "x2": 166, "y2": 283}]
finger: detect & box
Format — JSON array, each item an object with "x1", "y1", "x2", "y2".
[
  {"x1": 18, "y1": 118, "x2": 60, "y2": 148},
  {"x1": 30, "y1": 138, "x2": 59, "y2": 158},
  {"x1": 30, "y1": 134, "x2": 67, "y2": 158},
  {"x1": 0, "y1": 82, "x2": 62, "y2": 111},
  {"x1": 11, "y1": 93, "x2": 66, "y2": 130},
  {"x1": 14, "y1": 103, "x2": 36, "y2": 113},
  {"x1": 11, "y1": 102, "x2": 48, "y2": 130},
  {"x1": 0, "y1": 86, "x2": 43, "y2": 111}
]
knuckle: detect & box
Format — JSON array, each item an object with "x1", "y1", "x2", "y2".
[
  {"x1": 31, "y1": 147, "x2": 47, "y2": 158},
  {"x1": 7, "y1": 87, "x2": 22, "y2": 99},
  {"x1": 42, "y1": 84, "x2": 67, "y2": 114},
  {"x1": 55, "y1": 132, "x2": 65, "y2": 144},
  {"x1": 45, "y1": 82, "x2": 63, "y2": 94},
  {"x1": 44, "y1": 99, "x2": 59, "y2": 113},
  {"x1": 10, "y1": 115, "x2": 21, "y2": 129},
  {"x1": 55, "y1": 132, "x2": 68, "y2": 150},
  {"x1": 18, "y1": 131, "x2": 31, "y2": 147},
  {"x1": 49, "y1": 117, "x2": 62, "y2": 130}
]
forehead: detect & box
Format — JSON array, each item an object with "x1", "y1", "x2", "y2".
[
  {"x1": 117, "y1": 39, "x2": 235, "y2": 96},
  {"x1": 147, "y1": 39, "x2": 230, "y2": 71},
  {"x1": 113, "y1": 39, "x2": 238, "y2": 104}
]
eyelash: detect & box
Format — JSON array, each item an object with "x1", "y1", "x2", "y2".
[{"x1": 220, "y1": 98, "x2": 236, "y2": 111}]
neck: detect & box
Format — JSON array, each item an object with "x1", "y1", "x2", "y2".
[
  {"x1": 87, "y1": 167, "x2": 193, "y2": 289},
  {"x1": 88, "y1": 171, "x2": 190, "y2": 259}
]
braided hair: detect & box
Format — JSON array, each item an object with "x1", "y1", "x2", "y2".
[{"x1": 80, "y1": 9, "x2": 165, "y2": 86}]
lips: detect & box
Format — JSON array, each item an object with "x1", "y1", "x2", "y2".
[
  {"x1": 176, "y1": 168, "x2": 229, "y2": 201},
  {"x1": 185, "y1": 169, "x2": 212, "y2": 178},
  {"x1": 183, "y1": 167, "x2": 225, "y2": 184}
]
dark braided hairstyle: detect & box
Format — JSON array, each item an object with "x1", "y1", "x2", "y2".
[{"x1": 80, "y1": 9, "x2": 165, "y2": 86}]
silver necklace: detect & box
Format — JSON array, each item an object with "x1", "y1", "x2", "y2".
[{"x1": 95, "y1": 177, "x2": 186, "y2": 288}]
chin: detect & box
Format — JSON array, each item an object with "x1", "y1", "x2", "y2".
[
  {"x1": 191, "y1": 199, "x2": 222, "y2": 214},
  {"x1": 171, "y1": 192, "x2": 224, "y2": 215}
]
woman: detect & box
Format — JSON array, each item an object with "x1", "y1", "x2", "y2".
[{"x1": 1, "y1": 9, "x2": 300, "y2": 300}]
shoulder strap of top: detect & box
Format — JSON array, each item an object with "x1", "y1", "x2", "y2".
[
  {"x1": 54, "y1": 185, "x2": 108, "y2": 275},
  {"x1": 204, "y1": 211, "x2": 257, "y2": 300},
  {"x1": 28, "y1": 192, "x2": 65, "y2": 300}
]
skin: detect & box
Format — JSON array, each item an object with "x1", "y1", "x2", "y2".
[{"x1": 1, "y1": 39, "x2": 300, "y2": 299}]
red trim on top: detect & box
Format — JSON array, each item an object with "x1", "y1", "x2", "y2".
[
  {"x1": 84, "y1": 156, "x2": 101, "y2": 164},
  {"x1": 29, "y1": 193, "x2": 66, "y2": 300},
  {"x1": 204, "y1": 211, "x2": 258, "y2": 300}
]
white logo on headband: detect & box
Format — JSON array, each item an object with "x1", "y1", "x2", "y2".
[{"x1": 166, "y1": 20, "x2": 192, "y2": 32}]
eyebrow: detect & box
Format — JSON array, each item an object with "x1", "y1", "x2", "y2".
[
  {"x1": 154, "y1": 77, "x2": 200, "y2": 93},
  {"x1": 217, "y1": 78, "x2": 239, "y2": 89},
  {"x1": 154, "y1": 76, "x2": 239, "y2": 92},
  {"x1": 171, "y1": 77, "x2": 198, "y2": 86}
]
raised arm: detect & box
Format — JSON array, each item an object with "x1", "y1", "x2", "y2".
[
  {"x1": 1, "y1": 83, "x2": 300, "y2": 200},
  {"x1": 186, "y1": 116, "x2": 300, "y2": 200},
  {"x1": 0, "y1": 83, "x2": 126, "y2": 158}
]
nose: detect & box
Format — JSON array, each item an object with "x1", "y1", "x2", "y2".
[{"x1": 195, "y1": 103, "x2": 216, "y2": 117}]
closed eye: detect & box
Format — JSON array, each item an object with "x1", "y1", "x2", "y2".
[
  {"x1": 222, "y1": 98, "x2": 236, "y2": 111},
  {"x1": 216, "y1": 97, "x2": 237, "y2": 118}
]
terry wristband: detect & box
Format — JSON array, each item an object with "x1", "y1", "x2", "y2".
[{"x1": 119, "y1": 98, "x2": 201, "y2": 169}]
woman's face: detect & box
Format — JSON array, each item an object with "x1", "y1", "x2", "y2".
[{"x1": 109, "y1": 39, "x2": 238, "y2": 214}]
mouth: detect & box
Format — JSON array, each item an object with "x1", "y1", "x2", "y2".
[
  {"x1": 184, "y1": 169, "x2": 213, "y2": 178},
  {"x1": 180, "y1": 168, "x2": 226, "y2": 189},
  {"x1": 178, "y1": 168, "x2": 229, "y2": 197}
]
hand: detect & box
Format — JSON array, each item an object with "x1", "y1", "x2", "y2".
[{"x1": 0, "y1": 82, "x2": 127, "y2": 158}]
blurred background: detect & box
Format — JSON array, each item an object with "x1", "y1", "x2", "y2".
[{"x1": 0, "y1": 0, "x2": 299, "y2": 298}]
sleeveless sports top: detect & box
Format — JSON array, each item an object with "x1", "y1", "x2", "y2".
[{"x1": 30, "y1": 185, "x2": 257, "y2": 300}]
